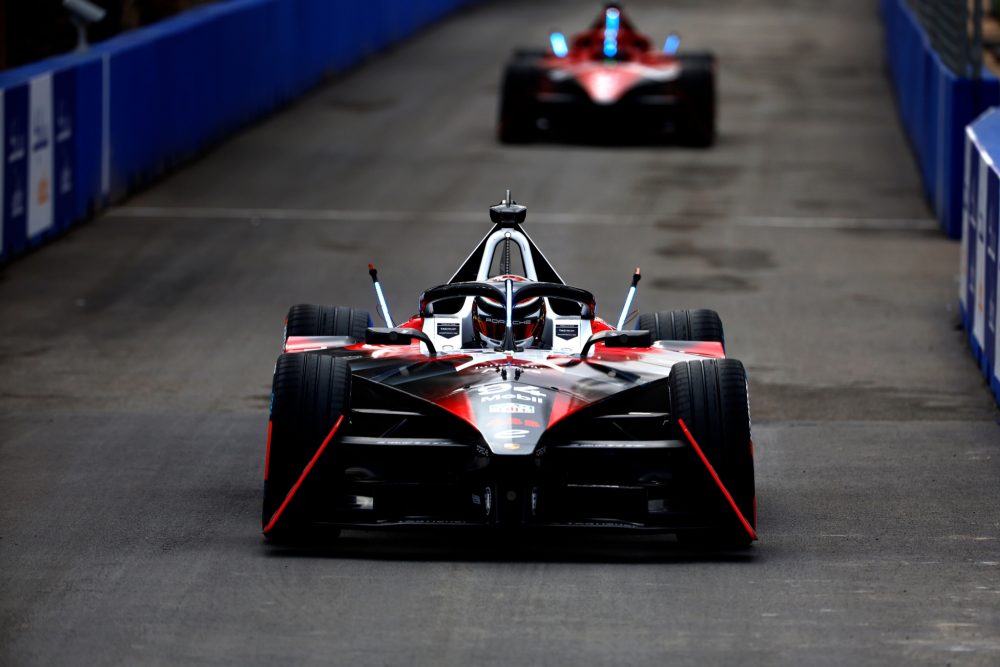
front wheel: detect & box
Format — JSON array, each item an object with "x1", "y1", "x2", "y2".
[
  {"x1": 669, "y1": 358, "x2": 755, "y2": 547},
  {"x1": 263, "y1": 353, "x2": 351, "y2": 542}
]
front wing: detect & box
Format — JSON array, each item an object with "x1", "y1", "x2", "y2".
[{"x1": 276, "y1": 377, "x2": 754, "y2": 537}]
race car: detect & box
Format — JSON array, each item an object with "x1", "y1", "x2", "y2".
[
  {"x1": 262, "y1": 193, "x2": 755, "y2": 547},
  {"x1": 497, "y1": 4, "x2": 716, "y2": 146}
]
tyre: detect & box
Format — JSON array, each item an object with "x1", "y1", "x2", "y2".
[
  {"x1": 262, "y1": 353, "x2": 351, "y2": 542},
  {"x1": 498, "y1": 63, "x2": 540, "y2": 144},
  {"x1": 668, "y1": 358, "x2": 755, "y2": 547},
  {"x1": 676, "y1": 53, "x2": 716, "y2": 147},
  {"x1": 638, "y1": 309, "x2": 724, "y2": 351},
  {"x1": 285, "y1": 304, "x2": 371, "y2": 341}
]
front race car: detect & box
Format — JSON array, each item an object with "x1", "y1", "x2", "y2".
[
  {"x1": 498, "y1": 4, "x2": 716, "y2": 146},
  {"x1": 262, "y1": 194, "x2": 755, "y2": 547}
]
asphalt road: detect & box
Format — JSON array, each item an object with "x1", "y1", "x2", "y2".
[{"x1": 2, "y1": 0, "x2": 1000, "y2": 665}]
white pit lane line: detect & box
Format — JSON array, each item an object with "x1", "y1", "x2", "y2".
[{"x1": 106, "y1": 205, "x2": 939, "y2": 231}]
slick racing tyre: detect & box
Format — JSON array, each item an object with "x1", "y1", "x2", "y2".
[
  {"x1": 638, "y1": 309, "x2": 724, "y2": 351},
  {"x1": 262, "y1": 353, "x2": 351, "y2": 542},
  {"x1": 284, "y1": 305, "x2": 371, "y2": 342},
  {"x1": 498, "y1": 63, "x2": 540, "y2": 144},
  {"x1": 676, "y1": 53, "x2": 716, "y2": 147},
  {"x1": 668, "y1": 358, "x2": 755, "y2": 548}
]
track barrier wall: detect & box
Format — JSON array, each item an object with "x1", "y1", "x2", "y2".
[
  {"x1": 0, "y1": 0, "x2": 479, "y2": 264},
  {"x1": 881, "y1": 0, "x2": 1000, "y2": 238},
  {"x1": 962, "y1": 110, "x2": 1000, "y2": 405}
]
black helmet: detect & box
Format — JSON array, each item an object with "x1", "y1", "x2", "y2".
[{"x1": 472, "y1": 276, "x2": 546, "y2": 348}]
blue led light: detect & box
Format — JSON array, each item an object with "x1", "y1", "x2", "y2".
[
  {"x1": 550, "y1": 31, "x2": 568, "y2": 58},
  {"x1": 603, "y1": 8, "x2": 620, "y2": 58},
  {"x1": 605, "y1": 8, "x2": 620, "y2": 32},
  {"x1": 663, "y1": 33, "x2": 681, "y2": 55},
  {"x1": 604, "y1": 37, "x2": 618, "y2": 58}
]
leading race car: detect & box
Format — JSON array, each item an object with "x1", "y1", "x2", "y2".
[
  {"x1": 498, "y1": 4, "x2": 716, "y2": 145},
  {"x1": 262, "y1": 193, "x2": 756, "y2": 547}
]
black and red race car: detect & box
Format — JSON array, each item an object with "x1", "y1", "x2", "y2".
[
  {"x1": 262, "y1": 193, "x2": 755, "y2": 547},
  {"x1": 498, "y1": 4, "x2": 716, "y2": 146}
]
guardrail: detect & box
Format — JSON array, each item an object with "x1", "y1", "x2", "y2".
[
  {"x1": 881, "y1": 0, "x2": 999, "y2": 238},
  {"x1": 962, "y1": 109, "x2": 1000, "y2": 405},
  {"x1": 0, "y1": 0, "x2": 479, "y2": 264}
]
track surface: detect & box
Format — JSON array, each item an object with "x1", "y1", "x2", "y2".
[{"x1": 2, "y1": 1, "x2": 1000, "y2": 665}]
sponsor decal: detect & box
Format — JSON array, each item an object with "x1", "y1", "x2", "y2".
[
  {"x1": 27, "y1": 75, "x2": 53, "y2": 239},
  {"x1": 487, "y1": 417, "x2": 540, "y2": 429},
  {"x1": 437, "y1": 322, "x2": 460, "y2": 339},
  {"x1": 475, "y1": 382, "x2": 547, "y2": 404},
  {"x1": 5, "y1": 84, "x2": 28, "y2": 252},
  {"x1": 489, "y1": 403, "x2": 535, "y2": 414},
  {"x1": 555, "y1": 324, "x2": 579, "y2": 340},
  {"x1": 493, "y1": 428, "x2": 530, "y2": 440}
]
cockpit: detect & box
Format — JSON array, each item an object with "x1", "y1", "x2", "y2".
[{"x1": 417, "y1": 200, "x2": 596, "y2": 354}]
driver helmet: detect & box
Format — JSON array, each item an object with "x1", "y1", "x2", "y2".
[{"x1": 473, "y1": 275, "x2": 546, "y2": 348}]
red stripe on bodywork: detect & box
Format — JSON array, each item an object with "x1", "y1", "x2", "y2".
[
  {"x1": 262, "y1": 415, "x2": 345, "y2": 535},
  {"x1": 435, "y1": 391, "x2": 476, "y2": 428},
  {"x1": 677, "y1": 417, "x2": 758, "y2": 541},
  {"x1": 590, "y1": 317, "x2": 614, "y2": 333},
  {"x1": 264, "y1": 420, "x2": 273, "y2": 481}
]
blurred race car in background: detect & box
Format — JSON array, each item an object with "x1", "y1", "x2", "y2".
[
  {"x1": 498, "y1": 4, "x2": 716, "y2": 146},
  {"x1": 262, "y1": 193, "x2": 755, "y2": 547}
]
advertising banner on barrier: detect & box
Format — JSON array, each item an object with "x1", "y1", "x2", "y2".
[
  {"x1": 986, "y1": 167, "x2": 998, "y2": 375},
  {"x1": 967, "y1": 139, "x2": 980, "y2": 331},
  {"x1": 53, "y1": 69, "x2": 75, "y2": 232},
  {"x1": 27, "y1": 74, "x2": 53, "y2": 240},
  {"x1": 974, "y1": 157, "x2": 988, "y2": 358},
  {"x1": 996, "y1": 260, "x2": 1000, "y2": 394},
  {"x1": 969, "y1": 159, "x2": 990, "y2": 357},
  {"x1": 4, "y1": 84, "x2": 28, "y2": 255}
]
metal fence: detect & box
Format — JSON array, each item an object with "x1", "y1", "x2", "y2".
[{"x1": 911, "y1": 0, "x2": 983, "y2": 78}]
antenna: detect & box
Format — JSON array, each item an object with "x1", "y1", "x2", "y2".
[
  {"x1": 368, "y1": 263, "x2": 395, "y2": 328},
  {"x1": 615, "y1": 267, "x2": 642, "y2": 330}
]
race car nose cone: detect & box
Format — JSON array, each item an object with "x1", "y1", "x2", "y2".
[
  {"x1": 577, "y1": 68, "x2": 640, "y2": 105},
  {"x1": 468, "y1": 380, "x2": 554, "y2": 455}
]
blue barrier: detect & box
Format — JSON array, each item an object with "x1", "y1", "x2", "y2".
[
  {"x1": 881, "y1": 0, "x2": 1000, "y2": 238},
  {"x1": 0, "y1": 0, "x2": 479, "y2": 264},
  {"x1": 962, "y1": 109, "x2": 1000, "y2": 406}
]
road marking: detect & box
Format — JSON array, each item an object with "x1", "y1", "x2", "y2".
[{"x1": 106, "y1": 205, "x2": 939, "y2": 231}]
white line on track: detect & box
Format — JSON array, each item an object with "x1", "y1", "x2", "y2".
[{"x1": 106, "y1": 206, "x2": 939, "y2": 231}]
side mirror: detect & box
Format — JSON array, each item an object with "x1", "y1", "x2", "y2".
[
  {"x1": 580, "y1": 329, "x2": 652, "y2": 358},
  {"x1": 365, "y1": 327, "x2": 437, "y2": 355}
]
